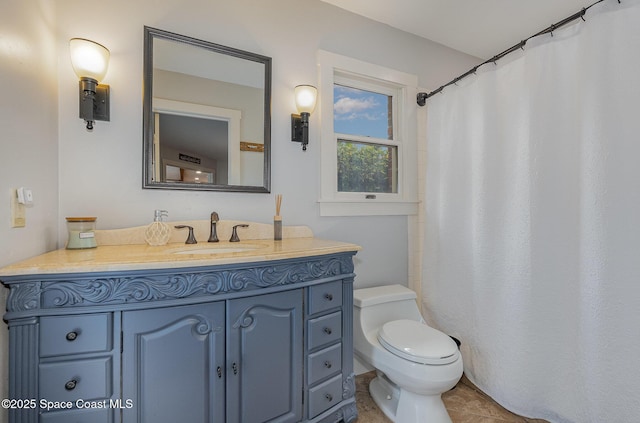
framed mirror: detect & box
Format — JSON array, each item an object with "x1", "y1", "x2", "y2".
[{"x1": 143, "y1": 26, "x2": 271, "y2": 192}]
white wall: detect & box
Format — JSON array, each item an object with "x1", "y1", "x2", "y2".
[
  {"x1": 53, "y1": 0, "x2": 478, "y2": 288},
  {"x1": 0, "y1": 1, "x2": 60, "y2": 421}
]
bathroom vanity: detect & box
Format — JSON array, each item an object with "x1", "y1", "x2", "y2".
[{"x1": 1, "y1": 227, "x2": 360, "y2": 423}]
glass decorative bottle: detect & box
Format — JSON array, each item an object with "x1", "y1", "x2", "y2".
[{"x1": 144, "y1": 210, "x2": 171, "y2": 246}]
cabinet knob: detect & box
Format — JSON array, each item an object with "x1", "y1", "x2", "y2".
[
  {"x1": 217, "y1": 366, "x2": 222, "y2": 379},
  {"x1": 64, "y1": 380, "x2": 77, "y2": 391},
  {"x1": 65, "y1": 331, "x2": 78, "y2": 341},
  {"x1": 324, "y1": 293, "x2": 333, "y2": 301},
  {"x1": 323, "y1": 327, "x2": 332, "y2": 335},
  {"x1": 324, "y1": 360, "x2": 332, "y2": 369},
  {"x1": 232, "y1": 362, "x2": 239, "y2": 375},
  {"x1": 325, "y1": 393, "x2": 333, "y2": 402}
]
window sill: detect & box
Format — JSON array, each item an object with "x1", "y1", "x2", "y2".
[{"x1": 318, "y1": 200, "x2": 419, "y2": 217}]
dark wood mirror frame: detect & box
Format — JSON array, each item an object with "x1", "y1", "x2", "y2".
[{"x1": 143, "y1": 26, "x2": 271, "y2": 193}]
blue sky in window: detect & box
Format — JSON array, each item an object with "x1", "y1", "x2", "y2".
[{"x1": 333, "y1": 85, "x2": 391, "y2": 139}]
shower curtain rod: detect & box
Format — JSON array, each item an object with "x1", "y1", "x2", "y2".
[{"x1": 417, "y1": 0, "x2": 613, "y2": 106}]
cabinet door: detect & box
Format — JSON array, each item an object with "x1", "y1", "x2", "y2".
[
  {"x1": 121, "y1": 302, "x2": 225, "y2": 423},
  {"x1": 227, "y1": 289, "x2": 303, "y2": 423}
]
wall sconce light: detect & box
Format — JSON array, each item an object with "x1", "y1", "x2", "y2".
[
  {"x1": 291, "y1": 85, "x2": 317, "y2": 151},
  {"x1": 69, "y1": 38, "x2": 110, "y2": 131}
]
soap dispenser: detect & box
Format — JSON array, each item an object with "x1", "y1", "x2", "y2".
[{"x1": 144, "y1": 210, "x2": 171, "y2": 246}]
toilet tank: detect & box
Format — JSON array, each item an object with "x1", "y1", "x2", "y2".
[{"x1": 354, "y1": 285, "x2": 423, "y2": 335}]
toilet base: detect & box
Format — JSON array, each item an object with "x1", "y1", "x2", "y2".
[{"x1": 369, "y1": 372, "x2": 452, "y2": 423}]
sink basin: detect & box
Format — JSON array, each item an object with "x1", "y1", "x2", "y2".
[{"x1": 171, "y1": 244, "x2": 263, "y2": 255}]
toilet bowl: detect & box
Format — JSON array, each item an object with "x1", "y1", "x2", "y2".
[{"x1": 353, "y1": 284, "x2": 463, "y2": 423}]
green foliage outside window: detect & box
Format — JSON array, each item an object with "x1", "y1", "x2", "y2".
[{"x1": 337, "y1": 140, "x2": 396, "y2": 193}]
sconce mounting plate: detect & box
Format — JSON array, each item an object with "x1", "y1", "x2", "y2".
[
  {"x1": 291, "y1": 114, "x2": 303, "y2": 142},
  {"x1": 79, "y1": 83, "x2": 110, "y2": 123},
  {"x1": 291, "y1": 112, "x2": 310, "y2": 151}
]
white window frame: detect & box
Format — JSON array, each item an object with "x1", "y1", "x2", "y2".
[{"x1": 317, "y1": 50, "x2": 418, "y2": 216}]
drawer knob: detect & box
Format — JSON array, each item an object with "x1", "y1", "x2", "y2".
[
  {"x1": 324, "y1": 293, "x2": 333, "y2": 301},
  {"x1": 65, "y1": 331, "x2": 78, "y2": 341},
  {"x1": 323, "y1": 327, "x2": 332, "y2": 335},
  {"x1": 324, "y1": 360, "x2": 332, "y2": 369},
  {"x1": 325, "y1": 393, "x2": 333, "y2": 402},
  {"x1": 64, "y1": 379, "x2": 77, "y2": 391}
]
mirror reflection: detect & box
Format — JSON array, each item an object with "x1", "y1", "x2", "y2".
[{"x1": 143, "y1": 27, "x2": 271, "y2": 192}]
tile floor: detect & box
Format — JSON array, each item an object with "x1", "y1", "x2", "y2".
[{"x1": 355, "y1": 371, "x2": 549, "y2": 423}]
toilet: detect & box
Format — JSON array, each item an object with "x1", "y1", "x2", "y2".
[{"x1": 353, "y1": 284, "x2": 463, "y2": 423}]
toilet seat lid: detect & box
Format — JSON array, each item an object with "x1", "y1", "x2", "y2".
[{"x1": 377, "y1": 320, "x2": 459, "y2": 365}]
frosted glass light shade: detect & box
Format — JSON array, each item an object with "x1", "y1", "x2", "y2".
[
  {"x1": 294, "y1": 85, "x2": 317, "y2": 114},
  {"x1": 69, "y1": 38, "x2": 110, "y2": 82}
]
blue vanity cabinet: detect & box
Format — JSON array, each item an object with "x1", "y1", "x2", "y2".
[
  {"x1": 121, "y1": 302, "x2": 226, "y2": 423},
  {"x1": 38, "y1": 312, "x2": 120, "y2": 423},
  {"x1": 121, "y1": 290, "x2": 303, "y2": 423},
  {"x1": 226, "y1": 290, "x2": 303, "y2": 422},
  {"x1": 2, "y1": 251, "x2": 358, "y2": 423},
  {"x1": 304, "y1": 281, "x2": 353, "y2": 421}
]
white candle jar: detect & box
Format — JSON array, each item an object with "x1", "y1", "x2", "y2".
[{"x1": 66, "y1": 217, "x2": 97, "y2": 249}]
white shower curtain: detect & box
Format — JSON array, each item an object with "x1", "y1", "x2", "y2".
[{"x1": 423, "y1": 1, "x2": 640, "y2": 422}]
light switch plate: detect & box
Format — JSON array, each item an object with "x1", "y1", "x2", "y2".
[{"x1": 11, "y1": 189, "x2": 26, "y2": 228}]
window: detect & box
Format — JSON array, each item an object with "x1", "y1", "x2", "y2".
[
  {"x1": 318, "y1": 51, "x2": 418, "y2": 216},
  {"x1": 334, "y1": 83, "x2": 398, "y2": 194}
]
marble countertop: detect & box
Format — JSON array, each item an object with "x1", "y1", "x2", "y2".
[{"x1": 0, "y1": 237, "x2": 361, "y2": 277}]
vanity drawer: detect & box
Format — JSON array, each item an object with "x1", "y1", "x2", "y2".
[
  {"x1": 40, "y1": 407, "x2": 112, "y2": 423},
  {"x1": 40, "y1": 314, "x2": 111, "y2": 357},
  {"x1": 307, "y1": 281, "x2": 343, "y2": 315},
  {"x1": 39, "y1": 357, "x2": 112, "y2": 403},
  {"x1": 307, "y1": 311, "x2": 342, "y2": 351},
  {"x1": 307, "y1": 343, "x2": 342, "y2": 386},
  {"x1": 307, "y1": 374, "x2": 343, "y2": 419}
]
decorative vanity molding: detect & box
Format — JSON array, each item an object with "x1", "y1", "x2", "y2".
[{"x1": 7, "y1": 254, "x2": 354, "y2": 314}]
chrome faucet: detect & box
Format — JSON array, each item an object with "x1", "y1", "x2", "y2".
[{"x1": 208, "y1": 212, "x2": 219, "y2": 242}]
